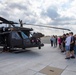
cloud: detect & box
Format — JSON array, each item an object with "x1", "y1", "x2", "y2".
[
  {"x1": 41, "y1": 6, "x2": 60, "y2": 19},
  {"x1": 0, "y1": 10, "x2": 9, "y2": 18},
  {"x1": 0, "y1": 0, "x2": 76, "y2": 35},
  {"x1": 50, "y1": 17, "x2": 76, "y2": 25},
  {"x1": 8, "y1": 3, "x2": 27, "y2": 10},
  {"x1": 46, "y1": 7, "x2": 60, "y2": 20}
]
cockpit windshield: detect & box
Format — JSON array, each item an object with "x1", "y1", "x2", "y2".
[{"x1": 21, "y1": 32, "x2": 28, "y2": 39}]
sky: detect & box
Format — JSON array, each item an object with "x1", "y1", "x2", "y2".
[{"x1": 0, "y1": 0, "x2": 76, "y2": 36}]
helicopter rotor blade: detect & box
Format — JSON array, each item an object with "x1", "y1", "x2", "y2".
[
  {"x1": 0, "y1": 16, "x2": 9, "y2": 23},
  {"x1": 25, "y1": 24, "x2": 71, "y2": 31},
  {"x1": 0, "y1": 17, "x2": 71, "y2": 31},
  {"x1": 9, "y1": 21, "x2": 19, "y2": 24},
  {"x1": 0, "y1": 17, "x2": 18, "y2": 27}
]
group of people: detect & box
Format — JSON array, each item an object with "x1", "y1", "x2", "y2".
[
  {"x1": 50, "y1": 35, "x2": 57, "y2": 47},
  {"x1": 50, "y1": 32, "x2": 76, "y2": 59}
]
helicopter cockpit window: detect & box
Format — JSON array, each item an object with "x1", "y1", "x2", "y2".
[
  {"x1": 12, "y1": 32, "x2": 21, "y2": 39},
  {"x1": 21, "y1": 32, "x2": 28, "y2": 39}
]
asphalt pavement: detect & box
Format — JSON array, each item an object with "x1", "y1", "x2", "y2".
[{"x1": 0, "y1": 44, "x2": 76, "y2": 75}]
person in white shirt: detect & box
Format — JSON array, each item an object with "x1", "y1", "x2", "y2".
[{"x1": 65, "y1": 33, "x2": 71, "y2": 59}]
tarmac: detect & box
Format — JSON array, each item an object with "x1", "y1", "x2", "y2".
[{"x1": 0, "y1": 44, "x2": 76, "y2": 75}]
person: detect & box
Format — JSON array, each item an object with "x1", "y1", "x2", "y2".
[
  {"x1": 65, "y1": 33, "x2": 71, "y2": 59},
  {"x1": 58, "y1": 36, "x2": 61, "y2": 49},
  {"x1": 60, "y1": 36, "x2": 64, "y2": 51},
  {"x1": 69, "y1": 32, "x2": 75, "y2": 58},
  {"x1": 55, "y1": 35, "x2": 57, "y2": 47},
  {"x1": 52, "y1": 36, "x2": 56, "y2": 47},
  {"x1": 74, "y1": 34, "x2": 76, "y2": 54},
  {"x1": 50, "y1": 36, "x2": 53, "y2": 47},
  {"x1": 62, "y1": 34, "x2": 66, "y2": 52}
]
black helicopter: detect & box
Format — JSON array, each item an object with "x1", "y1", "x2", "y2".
[
  {"x1": 0, "y1": 17, "x2": 45, "y2": 52},
  {"x1": 0, "y1": 16, "x2": 70, "y2": 52}
]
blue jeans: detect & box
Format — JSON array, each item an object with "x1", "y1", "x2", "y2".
[{"x1": 65, "y1": 46, "x2": 70, "y2": 51}]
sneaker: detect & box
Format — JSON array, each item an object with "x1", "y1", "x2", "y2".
[
  {"x1": 61, "y1": 51, "x2": 64, "y2": 53},
  {"x1": 70, "y1": 56, "x2": 75, "y2": 59},
  {"x1": 65, "y1": 57, "x2": 70, "y2": 59},
  {"x1": 63, "y1": 52, "x2": 66, "y2": 55}
]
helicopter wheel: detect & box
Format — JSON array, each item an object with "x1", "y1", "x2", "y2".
[
  {"x1": 7, "y1": 47, "x2": 11, "y2": 51},
  {"x1": 22, "y1": 48, "x2": 25, "y2": 49},
  {"x1": 38, "y1": 46, "x2": 41, "y2": 49},
  {"x1": 3, "y1": 46, "x2": 8, "y2": 52}
]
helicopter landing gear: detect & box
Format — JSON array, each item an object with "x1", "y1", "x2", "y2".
[
  {"x1": 3, "y1": 46, "x2": 8, "y2": 52},
  {"x1": 22, "y1": 48, "x2": 25, "y2": 49},
  {"x1": 3, "y1": 46, "x2": 10, "y2": 52},
  {"x1": 38, "y1": 46, "x2": 41, "y2": 49}
]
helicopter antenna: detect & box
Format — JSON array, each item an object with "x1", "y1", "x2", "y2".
[
  {"x1": 19, "y1": 19, "x2": 22, "y2": 27},
  {"x1": 19, "y1": 19, "x2": 26, "y2": 27}
]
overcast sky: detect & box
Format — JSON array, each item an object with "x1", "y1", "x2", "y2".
[{"x1": 0, "y1": 0, "x2": 76, "y2": 35}]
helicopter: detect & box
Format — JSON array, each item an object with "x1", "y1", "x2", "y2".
[{"x1": 0, "y1": 16, "x2": 70, "y2": 52}]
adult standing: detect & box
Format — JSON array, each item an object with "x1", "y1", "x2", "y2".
[
  {"x1": 50, "y1": 36, "x2": 53, "y2": 47},
  {"x1": 74, "y1": 34, "x2": 76, "y2": 54},
  {"x1": 55, "y1": 35, "x2": 57, "y2": 47},
  {"x1": 62, "y1": 34, "x2": 66, "y2": 52},
  {"x1": 58, "y1": 36, "x2": 61, "y2": 49},
  {"x1": 52, "y1": 36, "x2": 56, "y2": 47},
  {"x1": 65, "y1": 33, "x2": 71, "y2": 59},
  {"x1": 69, "y1": 32, "x2": 75, "y2": 58}
]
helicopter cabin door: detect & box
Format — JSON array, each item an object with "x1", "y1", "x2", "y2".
[{"x1": 11, "y1": 31, "x2": 22, "y2": 48}]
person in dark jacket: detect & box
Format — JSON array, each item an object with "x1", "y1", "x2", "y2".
[
  {"x1": 69, "y1": 32, "x2": 75, "y2": 58},
  {"x1": 50, "y1": 36, "x2": 53, "y2": 47}
]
